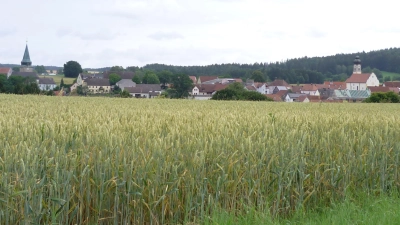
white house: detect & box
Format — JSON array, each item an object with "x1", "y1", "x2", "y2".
[
  {"x1": 285, "y1": 93, "x2": 306, "y2": 102},
  {"x1": 254, "y1": 82, "x2": 267, "y2": 94},
  {"x1": 301, "y1": 84, "x2": 320, "y2": 96},
  {"x1": 345, "y1": 56, "x2": 379, "y2": 90},
  {"x1": 38, "y1": 77, "x2": 57, "y2": 91},
  {"x1": 125, "y1": 84, "x2": 161, "y2": 98}
]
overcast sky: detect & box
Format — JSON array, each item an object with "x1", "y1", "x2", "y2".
[{"x1": 0, "y1": 0, "x2": 399, "y2": 68}]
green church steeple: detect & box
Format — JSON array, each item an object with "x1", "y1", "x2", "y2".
[{"x1": 21, "y1": 43, "x2": 32, "y2": 66}]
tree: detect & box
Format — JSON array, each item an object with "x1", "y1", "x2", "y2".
[
  {"x1": 157, "y1": 70, "x2": 172, "y2": 89},
  {"x1": 212, "y1": 82, "x2": 272, "y2": 101},
  {"x1": 120, "y1": 90, "x2": 131, "y2": 98},
  {"x1": 250, "y1": 70, "x2": 266, "y2": 82},
  {"x1": 364, "y1": 92, "x2": 400, "y2": 103},
  {"x1": 12, "y1": 67, "x2": 20, "y2": 72},
  {"x1": 132, "y1": 75, "x2": 141, "y2": 84},
  {"x1": 110, "y1": 66, "x2": 124, "y2": 73},
  {"x1": 142, "y1": 71, "x2": 160, "y2": 84},
  {"x1": 60, "y1": 78, "x2": 65, "y2": 88},
  {"x1": 109, "y1": 73, "x2": 121, "y2": 85},
  {"x1": 64, "y1": 61, "x2": 83, "y2": 78},
  {"x1": 35, "y1": 65, "x2": 46, "y2": 74},
  {"x1": 169, "y1": 74, "x2": 193, "y2": 98}
]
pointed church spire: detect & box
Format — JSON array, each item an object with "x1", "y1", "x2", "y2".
[{"x1": 21, "y1": 43, "x2": 32, "y2": 66}]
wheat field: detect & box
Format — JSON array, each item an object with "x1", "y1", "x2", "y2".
[{"x1": 0, "y1": 95, "x2": 399, "y2": 224}]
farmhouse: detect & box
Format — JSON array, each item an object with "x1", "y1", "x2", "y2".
[
  {"x1": 38, "y1": 77, "x2": 57, "y2": 91},
  {"x1": 84, "y1": 78, "x2": 111, "y2": 93}
]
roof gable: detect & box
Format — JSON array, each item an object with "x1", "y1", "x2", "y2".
[
  {"x1": 85, "y1": 78, "x2": 110, "y2": 86},
  {"x1": 346, "y1": 73, "x2": 371, "y2": 83}
]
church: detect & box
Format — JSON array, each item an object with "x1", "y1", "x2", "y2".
[
  {"x1": 9, "y1": 43, "x2": 39, "y2": 82},
  {"x1": 345, "y1": 56, "x2": 379, "y2": 90}
]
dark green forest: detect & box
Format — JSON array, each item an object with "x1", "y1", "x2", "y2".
[{"x1": 139, "y1": 47, "x2": 400, "y2": 84}]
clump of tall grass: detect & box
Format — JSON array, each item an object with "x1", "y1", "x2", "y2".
[{"x1": 0, "y1": 95, "x2": 399, "y2": 224}]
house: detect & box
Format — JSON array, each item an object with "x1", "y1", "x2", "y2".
[
  {"x1": 297, "y1": 95, "x2": 310, "y2": 103},
  {"x1": 84, "y1": 78, "x2": 111, "y2": 93},
  {"x1": 254, "y1": 82, "x2": 267, "y2": 94},
  {"x1": 125, "y1": 84, "x2": 162, "y2": 98},
  {"x1": 323, "y1": 81, "x2": 346, "y2": 89},
  {"x1": 307, "y1": 95, "x2": 321, "y2": 102},
  {"x1": 272, "y1": 86, "x2": 288, "y2": 94},
  {"x1": 189, "y1": 76, "x2": 197, "y2": 84},
  {"x1": 285, "y1": 93, "x2": 306, "y2": 102},
  {"x1": 70, "y1": 83, "x2": 79, "y2": 92},
  {"x1": 191, "y1": 84, "x2": 228, "y2": 96},
  {"x1": 318, "y1": 88, "x2": 335, "y2": 101},
  {"x1": 197, "y1": 76, "x2": 218, "y2": 84},
  {"x1": 268, "y1": 79, "x2": 290, "y2": 94},
  {"x1": 46, "y1": 70, "x2": 57, "y2": 75},
  {"x1": 345, "y1": 56, "x2": 379, "y2": 90},
  {"x1": 383, "y1": 81, "x2": 400, "y2": 88},
  {"x1": 245, "y1": 85, "x2": 257, "y2": 91},
  {"x1": 0, "y1": 67, "x2": 12, "y2": 78},
  {"x1": 38, "y1": 77, "x2": 57, "y2": 91},
  {"x1": 116, "y1": 79, "x2": 136, "y2": 90},
  {"x1": 11, "y1": 71, "x2": 39, "y2": 83},
  {"x1": 290, "y1": 85, "x2": 303, "y2": 94},
  {"x1": 368, "y1": 86, "x2": 391, "y2": 93},
  {"x1": 77, "y1": 73, "x2": 92, "y2": 86},
  {"x1": 301, "y1": 84, "x2": 320, "y2": 96},
  {"x1": 266, "y1": 94, "x2": 283, "y2": 102}
]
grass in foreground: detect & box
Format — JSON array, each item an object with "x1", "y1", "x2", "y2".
[
  {"x1": 1, "y1": 95, "x2": 400, "y2": 224},
  {"x1": 207, "y1": 194, "x2": 400, "y2": 225}
]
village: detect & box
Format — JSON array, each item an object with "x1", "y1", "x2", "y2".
[{"x1": 1, "y1": 44, "x2": 400, "y2": 102}]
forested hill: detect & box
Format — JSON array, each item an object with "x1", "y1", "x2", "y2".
[{"x1": 142, "y1": 47, "x2": 400, "y2": 83}]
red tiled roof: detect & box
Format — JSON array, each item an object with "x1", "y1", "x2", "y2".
[
  {"x1": 253, "y1": 82, "x2": 265, "y2": 88},
  {"x1": 368, "y1": 86, "x2": 391, "y2": 93},
  {"x1": 297, "y1": 95, "x2": 308, "y2": 102},
  {"x1": 384, "y1": 81, "x2": 400, "y2": 88},
  {"x1": 199, "y1": 76, "x2": 218, "y2": 83},
  {"x1": 275, "y1": 90, "x2": 288, "y2": 98},
  {"x1": 290, "y1": 86, "x2": 303, "y2": 93},
  {"x1": 324, "y1": 81, "x2": 346, "y2": 86},
  {"x1": 0, "y1": 67, "x2": 11, "y2": 74},
  {"x1": 189, "y1": 76, "x2": 197, "y2": 83},
  {"x1": 346, "y1": 73, "x2": 371, "y2": 83},
  {"x1": 246, "y1": 85, "x2": 257, "y2": 91},
  {"x1": 269, "y1": 79, "x2": 289, "y2": 87},
  {"x1": 302, "y1": 84, "x2": 319, "y2": 91},
  {"x1": 389, "y1": 87, "x2": 400, "y2": 93},
  {"x1": 265, "y1": 94, "x2": 283, "y2": 102},
  {"x1": 307, "y1": 95, "x2": 320, "y2": 101}
]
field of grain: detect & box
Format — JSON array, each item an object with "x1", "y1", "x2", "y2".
[{"x1": 0, "y1": 95, "x2": 399, "y2": 224}]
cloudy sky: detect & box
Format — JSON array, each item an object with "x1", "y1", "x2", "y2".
[{"x1": 0, "y1": 0, "x2": 399, "y2": 68}]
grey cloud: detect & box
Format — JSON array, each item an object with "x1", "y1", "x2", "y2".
[
  {"x1": 0, "y1": 28, "x2": 17, "y2": 37},
  {"x1": 148, "y1": 31, "x2": 184, "y2": 41},
  {"x1": 56, "y1": 29, "x2": 120, "y2": 41},
  {"x1": 307, "y1": 29, "x2": 326, "y2": 38}
]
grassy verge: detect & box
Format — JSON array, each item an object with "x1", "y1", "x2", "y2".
[
  {"x1": 207, "y1": 193, "x2": 400, "y2": 225},
  {"x1": 39, "y1": 74, "x2": 75, "y2": 85},
  {"x1": 381, "y1": 71, "x2": 400, "y2": 81}
]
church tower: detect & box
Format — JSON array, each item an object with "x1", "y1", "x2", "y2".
[
  {"x1": 353, "y1": 56, "x2": 361, "y2": 74},
  {"x1": 20, "y1": 43, "x2": 34, "y2": 72}
]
